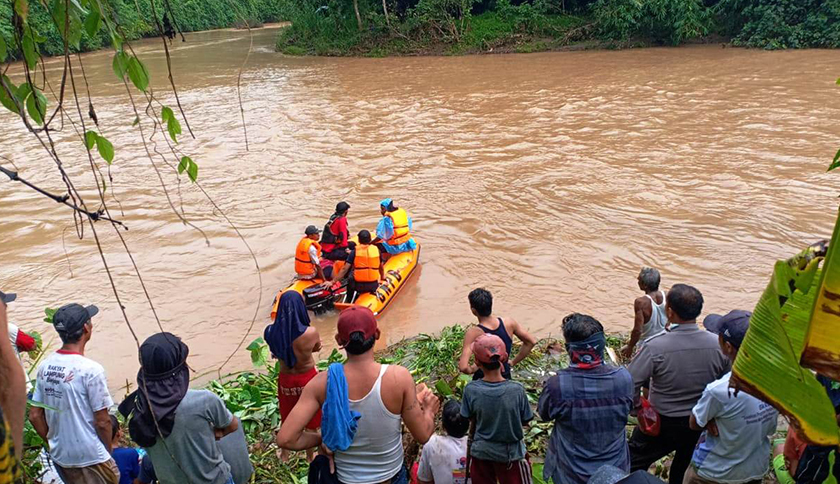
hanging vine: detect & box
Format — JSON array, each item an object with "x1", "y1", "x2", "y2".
[{"x1": 0, "y1": 0, "x2": 263, "y2": 480}]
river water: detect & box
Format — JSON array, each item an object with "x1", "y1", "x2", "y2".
[{"x1": 1, "y1": 25, "x2": 839, "y2": 389}]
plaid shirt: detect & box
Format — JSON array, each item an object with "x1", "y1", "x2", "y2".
[{"x1": 538, "y1": 365, "x2": 634, "y2": 484}]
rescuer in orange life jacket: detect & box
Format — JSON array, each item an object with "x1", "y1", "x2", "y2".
[
  {"x1": 294, "y1": 225, "x2": 327, "y2": 281},
  {"x1": 333, "y1": 230, "x2": 385, "y2": 302},
  {"x1": 372, "y1": 198, "x2": 416, "y2": 260}
]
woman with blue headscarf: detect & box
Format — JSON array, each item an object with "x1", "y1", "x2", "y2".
[
  {"x1": 373, "y1": 198, "x2": 417, "y2": 256},
  {"x1": 264, "y1": 291, "x2": 322, "y2": 461}
]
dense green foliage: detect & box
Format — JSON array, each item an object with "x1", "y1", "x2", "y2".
[
  {"x1": 0, "y1": 0, "x2": 289, "y2": 59},
  {"x1": 720, "y1": 0, "x2": 840, "y2": 48},
  {"x1": 277, "y1": 0, "x2": 840, "y2": 54},
  {"x1": 277, "y1": 0, "x2": 589, "y2": 56}
]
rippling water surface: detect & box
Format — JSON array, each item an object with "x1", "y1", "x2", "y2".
[{"x1": 1, "y1": 26, "x2": 839, "y2": 387}]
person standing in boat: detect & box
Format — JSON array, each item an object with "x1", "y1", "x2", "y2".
[
  {"x1": 295, "y1": 225, "x2": 327, "y2": 281},
  {"x1": 458, "y1": 288, "x2": 537, "y2": 380},
  {"x1": 321, "y1": 201, "x2": 352, "y2": 261},
  {"x1": 334, "y1": 230, "x2": 385, "y2": 302},
  {"x1": 621, "y1": 267, "x2": 667, "y2": 359},
  {"x1": 373, "y1": 198, "x2": 416, "y2": 257}
]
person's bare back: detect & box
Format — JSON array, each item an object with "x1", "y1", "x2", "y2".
[{"x1": 279, "y1": 326, "x2": 321, "y2": 375}]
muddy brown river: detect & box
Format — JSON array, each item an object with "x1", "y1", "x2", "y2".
[{"x1": 1, "y1": 25, "x2": 839, "y2": 390}]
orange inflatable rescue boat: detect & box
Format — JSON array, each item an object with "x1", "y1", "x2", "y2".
[{"x1": 271, "y1": 239, "x2": 420, "y2": 319}]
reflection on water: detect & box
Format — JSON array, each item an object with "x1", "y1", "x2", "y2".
[{"x1": 1, "y1": 26, "x2": 838, "y2": 387}]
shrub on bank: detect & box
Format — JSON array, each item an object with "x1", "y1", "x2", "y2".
[{"x1": 276, "y1": 0, "x2": 589, "y2": 55}]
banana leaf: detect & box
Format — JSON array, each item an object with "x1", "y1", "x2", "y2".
[
  {"x1": 802, "y1": 211, "x2": 840, "y2": 380},
  {"x1": 731, "y1": 238, "x2": 840, "y2": 446}
]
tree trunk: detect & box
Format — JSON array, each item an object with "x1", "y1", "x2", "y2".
[
  {"x1": 382, "y1": 0, "x2": 391, "y2": 28},
  {"x1": 353, "y1": 0, "x2": 363, "y2": 31}
]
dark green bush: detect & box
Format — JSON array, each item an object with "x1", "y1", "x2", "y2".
[
  {"x1": 593, "y1": 0, "x2": 710, "y2": 44},
  {"x1": 718, "y1": 0, "x2": 840, "y2": 48}
]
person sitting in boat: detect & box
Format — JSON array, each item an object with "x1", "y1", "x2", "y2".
[
  {"x1": 320, "y1": 201, "x2": 351, "y2": 261},
  {"x1": 372, "y1": 198, "x2": 416, "y2": 257},
  {"x1": 334, "y1": 230, "x2": 384, "y2": 302},
  {"x1": 295, "y1": 225, "x2": 327, "y2": 281}
]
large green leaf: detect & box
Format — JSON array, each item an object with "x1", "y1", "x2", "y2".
[
  {"x1": 127, "y1": 56, "x2": 149, "y2": 91},
  {"x1": 802, "y1": 208, "x2": 840, "y2": 380},
  {"x1": 26, "y1": 87, "x2": 47, "y2": 125},
  {"x1": 21, "y1": 33, "x2": 37, "y2": 70},
  {"x1": 0, "y1": 76, "x2": 20, "y2": 114},
  {"x1": 112, "y1": 50, "x2": 129, "y2": 80},
  {"x1": 96, "y1": 134, "x2": 114, "y2": 164},
  {"x1": 83, "y1": 9, "x2": 101, "y2": 38},
  {"x1": 732, "y1": 237, "x2": 840, "y2": 446}
]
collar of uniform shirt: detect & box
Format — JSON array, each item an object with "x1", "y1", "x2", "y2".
[{"x1": 668, "y1": 323, "x2": 699, "y2": 332}]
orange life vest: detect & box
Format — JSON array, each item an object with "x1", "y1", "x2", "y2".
[
  {"x1": 387, "y1": 208, "x2": 411, "y2": 246},
  {"x1": 353, "y1": 244, "x2": 381, "y2": 283},
  {"x1": 295, "y1": 237, "x2": 321, "y2": 276}
]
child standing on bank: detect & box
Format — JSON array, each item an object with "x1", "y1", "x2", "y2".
[
  {"x1": 460, "y1": 334, "x2": 534, "y2": 484},
  {"x1": 417, "y1": 399, "x2": 470, "y2": 484},
  {"x1": 110, "y1": 415, "x2": 141, "y2": 484}
]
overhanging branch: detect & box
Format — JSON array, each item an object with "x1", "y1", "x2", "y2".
[{"x1": 0, "y1": 165, "x2": 127, "y2": 229}]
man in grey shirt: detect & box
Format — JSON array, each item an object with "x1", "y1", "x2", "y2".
[
  {"x1": 138, "y1": 422, "x2": 253, "y2": 484},
  {"x1": 120, "y1": 333, "x2": 240, "y2": 484},
  {"x1": 627, "y1": 284, "x2": 730, "y2": 484}
]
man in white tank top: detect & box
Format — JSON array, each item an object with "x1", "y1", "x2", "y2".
[
  {"x1": 277, "y1": 307, "x2": 440, "y2": 484},
  {"x1": 621, "y1": 267, "x2": 667, "y2": 359}
]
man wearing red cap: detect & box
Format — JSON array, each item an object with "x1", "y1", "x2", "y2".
[
  {"x1": 461, "y1": 333, "x2": 534, "y2": 484},
  {"x1": 276, "y1": 306, "x2": 440, "y2": 484}
]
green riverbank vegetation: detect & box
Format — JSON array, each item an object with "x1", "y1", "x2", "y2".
[
  {"x1": 275, "y1": 0, "x2": 840, "y2": 56},
  {"x1": 0, "y1": 0, "x2": 289, "y2": 59}
]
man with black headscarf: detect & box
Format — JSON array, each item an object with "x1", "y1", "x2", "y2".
[
  {"x1": 120, "y1": 332, "x2": 241, "y2": 484},
  {"x1": 30, "y1": 302, "x2": 119, "y2": 484}
]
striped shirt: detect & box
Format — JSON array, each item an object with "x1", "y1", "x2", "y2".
[{"x1": 538, "y1": 365, "x2": 634, "y2": 484}]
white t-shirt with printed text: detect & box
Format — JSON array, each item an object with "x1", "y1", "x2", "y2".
[
  {"x1": 691, "y1": 372, "x2": 778, "y2": 483},
  {"x1": 32, "y1": 351, "x2": 114, "y2": 468},
  {"x1": 417, "y1": 434, "x2": 468, "y2": 484}
]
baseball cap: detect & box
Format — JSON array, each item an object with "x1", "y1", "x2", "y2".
[
  {"x1": 703, "y1": 310, "x2": 751, "y2": 348},
  {"x1": 472, "y1": 333, "x2": 509, "y2": 364},
  {"x1": 53, "y1": 303, "x2": 99, "y2": 336},
  {"x1": 0, "y1": 291, "x2": 16, "y2": 304},
  {"x1": 336, "y1": 201, "x2": 350, "y2": 213},
  {"x1": 305, "y1": 225, "x2": 321, "y2": 236},
  {"x1": 337, "y1": 306, "x2": 378, "y2": 342}
]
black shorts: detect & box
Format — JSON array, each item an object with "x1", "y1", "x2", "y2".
[
  {"x1": 322, "y1": 247, "x2": 349, "y2": 261},
  {"x1": 351, "y1": 280, "x2": 380, "y2": 294}
]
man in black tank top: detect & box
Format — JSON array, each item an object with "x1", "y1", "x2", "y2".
[{"x1": 458, "y1": 288, "x2": 537, "y2": 381}]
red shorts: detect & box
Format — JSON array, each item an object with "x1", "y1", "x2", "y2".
[
  {"x1": 278, "y1": 367, "x2": 322, "y2": 430},
  {"x1": 470, "y1": 456, "x2": 532, "y2": 484}
]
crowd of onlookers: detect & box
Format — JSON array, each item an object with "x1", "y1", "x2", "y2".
[{"x1": 1, "y1": 267, "x2": 839, "y2": 484}]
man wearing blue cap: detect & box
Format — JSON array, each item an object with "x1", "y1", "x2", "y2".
[
  {"x1": 684, "y1": 310, "x2": 779, "y2": 484},
  {"x1": 373, "y1": 198, "x2": 416, "y2": 257},
  {"x1": 30, "y1": 303, "x2": 119, "y2": 484}
]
